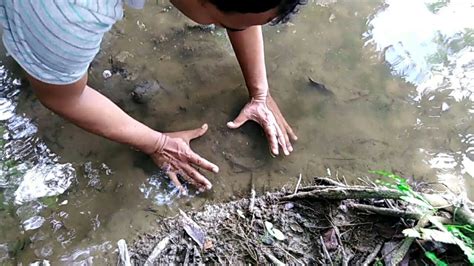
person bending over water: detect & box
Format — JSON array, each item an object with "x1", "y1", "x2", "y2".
[{"x1": 0, "y1": 0, "x2": 302, "y2": 191}]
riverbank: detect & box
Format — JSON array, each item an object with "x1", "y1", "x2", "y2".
[{"x1": 126, "y1": 177, "x2": 472, "y2": 265}]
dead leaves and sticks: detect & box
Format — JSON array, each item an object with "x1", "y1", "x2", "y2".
[
  {"x1": 287, "y1": 174, "x2": 474, "y2": 265},
  {"x1": 130, "y1": 173, "x2": 473, "y2": 265}
]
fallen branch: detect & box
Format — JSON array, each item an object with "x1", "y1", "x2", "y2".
[
  {"x1": 144, "y1": 236, "x2": 170, "y2": 266},
  {"x1": 348, "y1": 203, "x2": 422, "y2": 220},
  {"x1": 282, "y1": 186, "x2": 404, "y2": 201},
  {"x1": 263, "y1": 250, "x2": 285, "y2": 266},
  {"x1": 319, "y1": 235, "x2": 333, "y2": 265},
  {"x1": 362, "y1": 242, "x2": 383, "y2": 266},
  {"x1": 282, "y1": 185, "x2": 474, "y2": 226},
  {"x1": 249, "y1": 187, "x2": 256, "y2": 213},
  {"x1": 293, "y1": 173, "x2": 302, "y2": 195}
]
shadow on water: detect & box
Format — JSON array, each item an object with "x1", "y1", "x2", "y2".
[{"x1": 0, "y1": 0, "x2": 472, "y2": 263}]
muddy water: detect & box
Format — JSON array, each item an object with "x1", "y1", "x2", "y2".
[{"x1": 0, "y1": 0, "x2": 472, "y2": 264}]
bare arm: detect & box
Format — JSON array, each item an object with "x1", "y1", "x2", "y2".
[
  {"x1": 29, "y1": 75, "x2": 160, "y2": 154},
  {"x1": 226, "y1": 26, "x2": 297, "y2": 156},
  {"x1": 226, "y1": 26, "x2": 268, "y2": 100},
  {"x1": 28, "y1": 74, "x2": 217, "y2": 190}
]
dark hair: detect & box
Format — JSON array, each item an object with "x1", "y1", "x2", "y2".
[{"x1": 209, "y1": 0, "x2": 306, "y2": 24}]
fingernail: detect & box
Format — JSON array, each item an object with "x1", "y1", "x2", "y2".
[
  {"x1": 289, "y1": 146, "x2": 294, "y2": 152},
  {"x1": 202, "y1": 124, "x2": 208, "y2": 129},
  {"x1": 226, "y1": 122, "x2": 233, "y2": 127},
  {"x1": 206, "y1": 184, "x2": 213, "y2": 190},
  {"x1": 284, "y1": 150, "x2": 289, "y2": 156},
  {"x1": 213, "y1": 167, "x2": 219, "y2": 173}
]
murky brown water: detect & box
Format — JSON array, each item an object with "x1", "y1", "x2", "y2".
[{"x1": 0, "y1": 0, "x2": 472, "y2": 264}]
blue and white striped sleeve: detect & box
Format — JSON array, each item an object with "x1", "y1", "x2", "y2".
[{"x1": 0, "y1": 0, "x2": 125, "y2": 85}]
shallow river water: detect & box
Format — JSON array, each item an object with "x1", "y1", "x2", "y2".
[{"x1": 0, "y1": 0, "x2": 472, "y2": 264}]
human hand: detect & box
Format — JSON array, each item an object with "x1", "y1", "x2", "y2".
[
  {"x1": 149, "y1": 124, "x2": 219, "y2": 192},
  {"x1": 227, "y1": 94, "x2": 297, "y2": 156}
]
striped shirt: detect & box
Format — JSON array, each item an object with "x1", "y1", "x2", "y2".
[{"x1": 0, "y1": 0, "x2": 146, "y2": 85}]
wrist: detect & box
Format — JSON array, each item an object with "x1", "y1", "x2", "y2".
[
  {"x1": 248, "y1": 85, "x2": 269, "y2": 102},
  {"x1": 143, "y1": 131, "x2": 169, "y2": 155}
]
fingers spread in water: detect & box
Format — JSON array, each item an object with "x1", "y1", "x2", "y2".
[
  {"x1": 262, "y1": 118, "x2": 279, "y2": 156},
  {"x1": 285, "y1": 123, "x2": 298, "y2": 141},
  {"x1": 180, "y1": 163, "x2": 212, "y2": 190},
  {"x1": 275, "y1": 123, "x2": 289, "y2": 156},
  {"x1": 175, "y1": 124, "x2": 209, "y2": 144},
  {"x1": 167, "y1": 171, "x2": 185, "y2": 194},
  {"x1": 187, "y1": 151, "x2": 219, "y2": 173}
]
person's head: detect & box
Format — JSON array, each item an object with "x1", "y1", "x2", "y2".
[{"x1": 203, "y1": 0, "x2": 306, "y2": 31}]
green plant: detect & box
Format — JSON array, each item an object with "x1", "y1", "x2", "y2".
[{"x1": 371, "y1": 170, "x2": 474, "y2": 265}]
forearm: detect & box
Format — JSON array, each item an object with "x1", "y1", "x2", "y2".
[
  {"x1": 227, "y1": 26, "x2": 269, "y2": 100},
  {"x1": 29, "y1": 76, "x2": 161, "y2": 154},
  {"x1": 58, "y1": 86, "x2": 160, "y2": 153}
]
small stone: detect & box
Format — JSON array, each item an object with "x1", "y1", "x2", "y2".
[
  {"x1": 102, "y1": 70, "x2": 112, "y2": 79},
  {"x1": 131, "y1": 80, "x2": 162, "y2": 104}
]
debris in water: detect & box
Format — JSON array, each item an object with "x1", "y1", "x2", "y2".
[
  {"x1": 265, "y1": 221, "x2": 286, "y2": 241},
  {"x1": 102, "y1": 70, "x2": 112, "y2": 79},
  {"x1": 145, "y1": 236, "x2": 170, "y2": 266},
  {"x1": 29, "y1": 260, "x2": 51, "y2": 266},
  {"x1": 249, "y1": 187, "x2": 256, "y2": 212},
  {"x1": 180, "y1": 209, "x2": 206, "y2": 249},
  {"x1": 322, "y1": 228, "x2": 338, "y2": 251},
  {"x1": 203, "y1": 240, "x2": 213, "y2": 251},
  {"x1": 284, "y1": 202, "x2": 294, "y2": 210},
  {"x1": 308, "y1": 77, "x2": 335, "y2": 96},
  {"x1": 289, "y1": 222, "x2": 304, "y2": 233},
  {"x1": 441, "y1": 102, "x2": 450, "y2": 111},
  {"x1": 237, "y1": 209, "x2": 246, "y2": 219},
  {"x1": 131, "y1": 80, "x2": 162, "y2": 104},
  {"x1": 22, "y1": 216, "x2": 45, "y2": 231},
  {"x1": 117, "y1": 239, "x2": 131, "y2": 266}
]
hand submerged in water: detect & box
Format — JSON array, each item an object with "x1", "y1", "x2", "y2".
[
  {"x1": 149, "y1": 124, "x2": 219, "y2": 192},
  {"x1": 227, "y1": 94, "x2": 298, "y2": 156}
]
